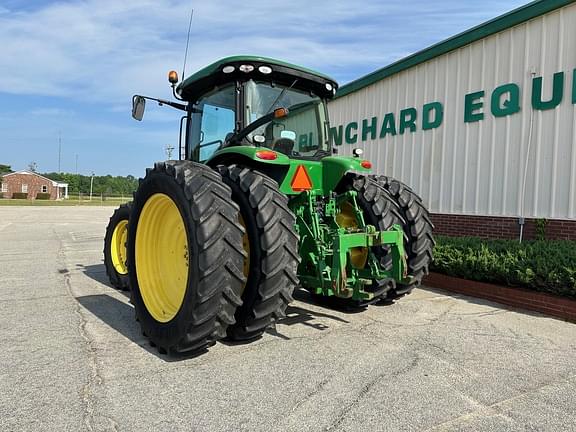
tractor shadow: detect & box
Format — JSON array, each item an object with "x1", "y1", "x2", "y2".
[
  {"x1": 221, "y1": 292, "x2": 355, "y2": 345},
  {"x1": 77, "y1": 264, "x2": 196, "y2": 361},
  {"x1": 75, "y1": 293, "x2": 207, "y2": 362},
  {"x1": 76, "y1": 262, "x2": 130, "y2": 295},
  {"x1": 77, "y1": 291, "x2": 349, "y2": 359},
  {"x1": 75, "y1": 267, "x2": 396, "y2": 356},
  {"x1": 263, "y1": 289, "x2": 395, "y2": 341}
]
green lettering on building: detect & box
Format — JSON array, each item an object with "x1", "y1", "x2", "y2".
[
  {"x1": 532, "y1": 72, "x2": 564, "y2": 110},
  {"x1": 332, "y1": 67, "x2": 576, "y2": 144},
  {"x1": 491, "y1": 83, "x2": 521, "y2": 117},
  {"x1": 329, "y1": 125, "x2": 343, "y2": 146},
  {"x1": 399, "y1": 108, "x2": 417, "y2": 134},
  {"x1": 345, "y1": 122, "x2": 358, "y2": 144},
  {"x1": 379, "y1": 113, "x2": 397, "y2": 138},
  {"x1": 362, "y1": 117, "x2": 378, "y2": 141},
  {"x1": 464, "y1": 91, "x2": 484, "y2": 123},
  {"x1": 422, "y1": 102, "x2": 443, "y2": 130}
]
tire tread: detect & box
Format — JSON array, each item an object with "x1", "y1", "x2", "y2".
[{"x1": 218, "y1": 164, "x2": 299, "y2": 341}]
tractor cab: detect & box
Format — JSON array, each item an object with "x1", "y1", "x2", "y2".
[
  {"x1": 179, "y1": 57, "x2": 338, "y2": 163},
  {"x1": 133, "y1": 56, "x2": 338, "y2": 162}
]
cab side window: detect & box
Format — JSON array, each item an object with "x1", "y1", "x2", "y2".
[{"x1": 188, "y1": 85, "x2": 236, "y2": 162}]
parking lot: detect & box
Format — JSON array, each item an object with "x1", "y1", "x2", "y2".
[{"x1": 0, "y1": 206, "x2": 575, "y2": 432}]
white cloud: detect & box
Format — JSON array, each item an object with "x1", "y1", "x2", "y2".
[
  {"x1": 0, "y1": 0, "x2": 527, "y2": 105},
  {"x1": 29, "y1": 107, "x2": 75, "y2": 116}
]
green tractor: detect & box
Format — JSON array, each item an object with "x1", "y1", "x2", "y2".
[{"x1": 103, "y1": 56, "x2": 434, "y2": 355}]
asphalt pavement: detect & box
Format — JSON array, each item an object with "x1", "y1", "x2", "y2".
[{"x1": 0, "y1": 206, "x2": 575, "y2": 432}]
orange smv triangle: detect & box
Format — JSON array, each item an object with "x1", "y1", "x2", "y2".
[{"x1": 291, "y1": 165, "x2": 313, "y2": 192}]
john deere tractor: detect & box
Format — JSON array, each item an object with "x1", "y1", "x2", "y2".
[{"x1": 103, "y1": 56, "x2": 434, "y2": 355}]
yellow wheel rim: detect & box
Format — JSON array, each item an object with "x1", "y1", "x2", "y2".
[
  {"x1": 135, "y1": 193, "x2": 189, "y2": 323},
  {"x1": 111, "y1": 220, "x2": 129, "y2": 275},
  {"x1": 239, "y1": 214, "x2": 250, "y2": 296},
  {"x1": 336, "y1": 201, "x2": 368, "y2": 269}
]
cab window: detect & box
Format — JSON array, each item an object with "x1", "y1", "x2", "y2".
[{"x1": 188, "y1": 85, "x2": 236, "y2": 162}]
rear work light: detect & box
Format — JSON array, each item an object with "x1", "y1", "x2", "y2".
[
  {"x1": 255, "y1": 150, "x2": 278, "y2": 160},
  {"x1": 361, "y1": 160, "x2": 372, "y2": 169}
]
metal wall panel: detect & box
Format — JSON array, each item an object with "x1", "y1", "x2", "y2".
[{"x1": 328, "y1": 4, "x2": 576, "y2": 219}]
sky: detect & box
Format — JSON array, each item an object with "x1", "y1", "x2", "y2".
[{"x1": 0, "y1": 0, "x2": 528, "y2": 176}]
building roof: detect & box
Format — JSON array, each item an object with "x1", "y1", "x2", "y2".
[
  {"x1": 336, "y1": 0, "x2": 574, "y2": 98},
  {"x1": 2, "y1": 170, "x2": 68, "y2": 187}
]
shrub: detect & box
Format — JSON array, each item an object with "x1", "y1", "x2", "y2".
[
  {"x1": 36, "y1": 192, "x2": 51, "y2": 200},
  {"x1": 12, "y1": 192, "x2": 28, "y2": 199},
  {"x1": 431, "y1": 236, "x2": 576, "y2": 299}
]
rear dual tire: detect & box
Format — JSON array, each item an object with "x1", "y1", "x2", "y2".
[
  {"x1": 127, "y1": 161, "x2": 245, "y2": 354},
  {"x1": 127, "y1": 161, "x2": 299, "y2": 353},
  {"x1": 331, "y1": 174, "x2": 405, "y2": 305},
  {"x1": 218, "y1": 165, "x2": 299, "y2": 341},
  {"x1": 374, "y1": 176, "x2": 435, "y2": 297}
]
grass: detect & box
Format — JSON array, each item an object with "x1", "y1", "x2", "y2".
[{"x1": 0, "y1": 198, "x2": 131, "y2": 206}]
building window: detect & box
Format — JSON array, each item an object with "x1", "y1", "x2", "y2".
[
  {"x1": 41, "y1": 185, "x2": 48, "y2": 193},
  {"x1": 22, "y1": 184, "x2": 28, "y2": 193},
  {"x1": 1, "y1": 183, "x2": 6, "y2": 193}
]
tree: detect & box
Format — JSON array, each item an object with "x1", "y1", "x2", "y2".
[
  {"x1": 0, "y1": 164, "x2": 11, "y2": 197},
  {"x1": 28, "y1": 162, "x2": 37, "y2": 172},
  {"x1": 41, "y1": 171, "x2": 138, "y2": 197},
  {"x1": 0, "y1": 164, "x2": 11, "y2": 175}
]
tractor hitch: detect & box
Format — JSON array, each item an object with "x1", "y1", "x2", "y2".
[{"x1": 291, "y1": 190, "x2": 409, "y2": 301}]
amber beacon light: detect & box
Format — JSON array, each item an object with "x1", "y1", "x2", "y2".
[{"x1": 168, "y1": 70, "x2": 179, "y2": 84}]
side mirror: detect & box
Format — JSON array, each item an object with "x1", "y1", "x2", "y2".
[{"x1": 132, "y1": 95, "x2": 146, "y2": 121}]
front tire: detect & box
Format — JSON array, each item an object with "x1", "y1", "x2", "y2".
[
  {"x1": 127, "y1": 161, "x2": 245, "y2": 354},
  {"x1": 103, "y1": 203, "x2": 131, "y2": 291}
]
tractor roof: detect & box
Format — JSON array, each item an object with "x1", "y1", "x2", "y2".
[{"x1": 177, "y1": 56, "x2": 338, "y2": 102}]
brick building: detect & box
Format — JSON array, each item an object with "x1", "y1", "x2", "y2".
[{"x1": 1, "y1": 171, "x2": 69, "y2": 200}]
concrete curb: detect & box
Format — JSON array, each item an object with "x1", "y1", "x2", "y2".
[{"x1": 424, "y1": 272, "x2": 576, "y2": 322}]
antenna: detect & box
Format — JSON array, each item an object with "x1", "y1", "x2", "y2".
[{"x1": 181, "y1": 7, "x2": 194, "y2": 79}]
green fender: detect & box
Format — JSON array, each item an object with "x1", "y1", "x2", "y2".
[{"x1": 207, "y1": 147, "x2": 373, "y2": 195}]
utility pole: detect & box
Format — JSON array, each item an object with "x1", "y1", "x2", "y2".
[
  {"x1": 75, "y1": 154, "x2": 79, "y2": 201},
  {"x1": 165, "y1": 144, "x2": 175, "y2": 160},
  {"x1": 90, "y1": 171, "x2": 95, "y2": 201},
  {"x1": 58, "y1": 131, "x2": 62, "y2": 173}
]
